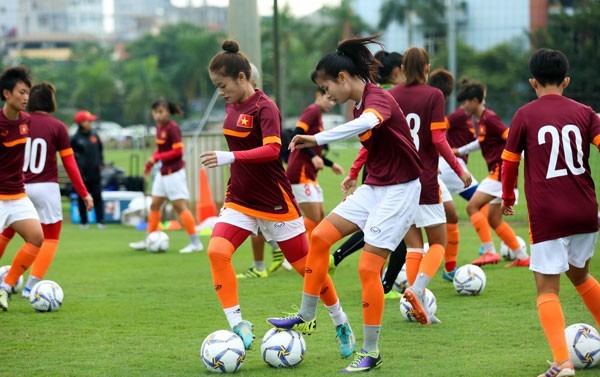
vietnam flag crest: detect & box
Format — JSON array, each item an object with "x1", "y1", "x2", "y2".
[
  {"x1": 236, "y1": 114, "x2": 253, "y2": 129},
  {"x1": 19, "y1": 124, "x2": 28, "y2": 135}
]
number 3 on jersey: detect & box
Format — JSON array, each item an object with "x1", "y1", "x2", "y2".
[
  {"x1": 538, "y1": 124, "x2": 585, "y2": 179},
  {"x1": 23, "y1": 138, "x2": 48, "y2": 174},
  {"x1": 406, "y1": 113, "x2": 420, "y2": 150}
]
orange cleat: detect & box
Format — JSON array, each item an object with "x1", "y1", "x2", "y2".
[
  {"x1": 506, "y1": 257, "x2": 530, "y2": 267},
  {"x1": 472, "y1": 252, "x2": 501, "y2": 267}
]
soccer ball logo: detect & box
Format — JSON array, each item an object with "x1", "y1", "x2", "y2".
[
  {"x1": 261, "y1": 328, "x2": 306, "y2": 368},
  {"x1": 453, "y1": 264, "x2": 486, "y2": 295},
  {"x1": 200, "y1": 330, "x2": 246, "y2": 373},
  {"x1": 565, "y1": 323, "x2": 600, "y2": 369}
]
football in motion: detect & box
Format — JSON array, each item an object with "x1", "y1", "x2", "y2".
[
  {"x1": 29, "y1": 280, "x2": 64, "y2": 312},
  {"x1": 564, "y1": 323, "x2": 600, "y2": 369},
  {"x1": 200, "y1": 330, "x2": 246, "y2": 373},
  {"x1": 261, "y1": 328, "x2": 306, "y2": 368},
  {"x1": 0, "y1": 265, "x2": 23, "y2": 294},
  {"x1": 499, "y1": 236, "x2": 527, "y2": 261},
  {"x1": 453, "y1": 264, "x2": 486, "y2": 295},
  {"x1": 146, "y1": 231, "x2": 169, "y2": 253},
  {"x1": 400, "y1": 288, "x2": 437, "y2": 322}
]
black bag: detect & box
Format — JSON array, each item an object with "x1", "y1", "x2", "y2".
[{"x1": 124, "y1": 154, "x2": 145, "y2": 192}]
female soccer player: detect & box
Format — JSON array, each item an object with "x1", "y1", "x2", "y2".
[
  {"x1": 0, "y1": 66, "x2": 44, "y2": 311},
  {"x1": 267, "y1": 35, "x2": 423, "y2": 373},
  {"x1": 502, "y1": 48, "x2": 600, "y2": 377},
  {"x1": 0, "y1": 82, "x2": 93, "y2": 297},
  {"x1": 201, "y1": 40, "x2": 355, "y2": 356},
  {"x1": 128, "y1": 99, "x2": 203, "y2": 254}
]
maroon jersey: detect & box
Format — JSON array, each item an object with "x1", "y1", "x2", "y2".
[
  {"x1": 0, "y1": 110, "x2": 30, "y2": 198},
  {"x1": 156, "y1": 120, "x2": 184, "y2": 175},
  {"x1": 503, "y1": 94, "x2": 600, "y2": 243},
  {"x1": 223, "y1": 89, "x2": 300, "y2": 221},
  {"x1": 447, "y1": 107, "x2": 475, "y2": 163},
  {"x1": 23, "y1": 112, "x2": 72, "y2": 184},
  {"x1": 388, "y1": 83, "x2": 446, "y2": 204},
  {"x1": 355, "y1": 83, "x2": 422, "y2": 186},
  {"x1": 477, "y1": 109, "x2": 509, "y2": 179},
  {"x1": 286, "y1": 104, "x2": 324, "y2": 184}
]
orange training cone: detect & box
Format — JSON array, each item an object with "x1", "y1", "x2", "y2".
[{"x1": 196, "y1": 167, "x2": 217, "y2": 223}]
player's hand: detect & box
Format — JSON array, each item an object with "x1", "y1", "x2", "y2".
[
  {"x1": 200, "y1": 151, "x2": 235, "y2": 168},
  {"x1": 146, "y1": 156, "x2": 155, "y2": 164},
  {"x1": 289, "y1": 135, "x2": 317, "y2": 150},
  {"x1": 331, "y1": 163, "x2": 345, "y2": 176},
  {"x1": 341, "y1": 176, "x2": 357, "y2": 197},
  {"x1": 501, "y1": 204, "x2": 514, "y2": 216},
  {"x1": 83, "y1": 194, "x2": 94, "y2": 211},
  {"x1": 452, "y1": 147, "x2": 460, "y2": 156},
  {"x1": 460, "y1": 171, "x2": 473, "y2": 188},
  {"x1": 311, "y1": 155, "x2": 324, "y2": 170}
]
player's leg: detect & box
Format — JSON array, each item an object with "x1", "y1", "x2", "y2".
[
  {"x1": 89, "y1": 181, "x2": 104, "y2": 228},
  {"x1": 441, "y1": 179, "x2": 459, "y2": 281},
  {"x1": 238, "y1": 233, "x2": 268, "y2": 278},
  {"x1": 331, "y1": 230, "x2": 365, "y2": 271},
  {"x1": 487, "y1": 202, "x2": 529, "y2": 266},
  {"x1": 25, "y1": 221, "x2": 62, "y2": 297},
  {"x1": 566, "y1": 232, "x2": 600, "y2": 328},
  {"x1": 467, "y1": 189, "x2": 501, "y2": 266},
  {"x1": 381, "y1": 240, "x2": 407, "y2": 294},
  {"x1": 0, "y1": 227, "x2": 16, "y2": 260},
  {"x1": 172, "y1": 199, "x2": 203, "y2": 253}
]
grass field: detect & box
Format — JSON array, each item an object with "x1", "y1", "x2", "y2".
[{"x1": 2, "y1": 145, "x2": 600, "y2": 376}]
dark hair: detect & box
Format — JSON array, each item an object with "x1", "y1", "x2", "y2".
[
  {"x1": 151, "y1": 98, "x2": 183, "y2": 116},
  {"x1": 402, "y1": 47, "x2": 429, "y2": 86},
  {"x1": 428, "y1": 68, "x2": 455, "y2": 99},
  {"x1": 28, "y1": 82, "x2": 56, "y2": 113},
  {"x1": 0, "y1": 66, "x2": 32, "y2": 101},
  {"x1": 311, "y1": 34, "x2": 383, "y2": 84},
  {"x1": 209, "y1": 40, "x2": 251, "y2": 81},
  {"x1": 457, "y1": 81, "x2": 485, "y2": 103},
  {"x1": 529, "y1": 48, "x2": 569, "y2": 87},
  {"x1": 316, "y1": 87, "x2": 326, "y2": 95},
  {"x1": 374, "y1": 50, "x2": 403, "y2": 84}
]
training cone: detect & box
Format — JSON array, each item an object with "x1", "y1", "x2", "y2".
[
  {"x1": 196, "y1": 167, "x2": 217, "y2": 223},
  {"x1": 166, "y1": 220, "x2": 182, "y2": 231}
]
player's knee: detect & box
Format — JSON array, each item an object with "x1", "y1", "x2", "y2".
[{"x1": 207, "y1": 238, "x2": 233, "y2": 264}]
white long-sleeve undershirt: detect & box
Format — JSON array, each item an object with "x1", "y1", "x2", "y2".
[
  {"x1": 457, "y1": 139, "x2": 481, "y2": 156},
  {"x1": 314, "y1": 112, "x2": 380, "y2": 146}
]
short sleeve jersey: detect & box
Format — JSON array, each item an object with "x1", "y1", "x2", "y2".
[
  {"x1": 446, "y1": 107, "x2": 475, "y2": 163},
  {"x1": 223, "y1": 89, "x2": 301, "y2": 221},
  {"x1": 0, "y1": 110, "x2": 30, "y2": 198},
  {"x1": 477, "y1": 109, "x2": 509, "y2": 178},
  {"x1": 388, "y1": 83, "x2": 446, "y2": 204},
  {"x1": 355, "y1": 83, "x2": 422, "y2": 186},
  {"x1": 24, "y1": 112, "x2": 72, "y2": 184},
  {"x1": 286, "y1": 104, "x2": 323, "y2": 184},
  {"x1": 156, "y1": 120, "x2": 184, "y2": 175},
  {"x1": 502, "y1": 94, "x2": 600, "y2": 243}
]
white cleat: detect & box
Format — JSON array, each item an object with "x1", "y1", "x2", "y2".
[
  {"x1": 281, "y1": 258, "x2": 293, "y2": 271},
  {"x1": 179, "y1": 243, "x2": 204, "y2": 254},
  {"x1": 129, "y1": 240, "x2": 146, "y2": 251}
]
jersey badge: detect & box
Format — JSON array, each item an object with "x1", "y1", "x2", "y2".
[{"x1": 237, "y1": 114, "x2": 253, "y2": 129}]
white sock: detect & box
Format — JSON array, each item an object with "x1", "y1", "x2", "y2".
[
  {"x1": 513, "y1": 246, "x2": 528, "y2": 260},
  {"x1": 325, "y1": 300, "x2": 347, "y2": 326},
  {"x1": 223, "y1": 305, "x2": 243, "y2": 328},
  {"x1": 483, "y1": 242, "x2": 496, "y2": 253},
  {"x1": 254, "y1": 261, "x2": 265, "y2": 271},
  {"x1": 25, "y1": 276, "x2": 41, "y2": 291}
]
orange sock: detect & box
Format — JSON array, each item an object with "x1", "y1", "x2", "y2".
[
  {"x1": 303, "y1": 217, "x2": 318, "y2": 241},
  {"x1": 5, "y1": 243, "x2": 40, "y2": 286},
  {"x1": 303, "y1": 219, "x2": 342, "y2": 296},
  {"x1": 479, "y1": 204, "x2": 493, "y2": 242},
  {"x1": 359, "y1": 251, "x2": 387, "y2": 326},
  {"x1": 147, "y1": 210, "x2": 161, "y2": 233},
  {"x1": 418, "y1": 244, "x2": 444, "y2": 278},
  {"x1": 0, "y1": 232, "x2": 14, "y2": 259},
  {"x1": 291, "y1": 256, "x2": 339, "y2": 307},
  {"x1": 179, "y1": 209, "x2": 197, "y2": 236},
  {"x1": 494, "y1": 221, "x2": 520, "y2": 250},
  {"x1": 537, "y1": 293, "x2": 570, "y2": 363},
  {"x1": 470, "y1": 211, "x2": 493, "y2": 244},
  {"x1": 30, "y1": 240, "x2": 59, "y2": 279},
  {"x1": 207, "y1": 237, "x2": 238, "y2": 308},
  {"x1": 445, "y1": 223, "x2": 459, "y2": 272},
  {"x1": 405, "y1": 249, "x2": 423, "y2": 286},
  {"x1": 576, "y1": 276, "x2": 600, "y2": 328}
]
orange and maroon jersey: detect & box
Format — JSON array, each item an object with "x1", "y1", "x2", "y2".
[
  {"x1": 286, "y1": 104, "x2": 324, "y2": 184},
  {"x1": 447, "y1": 107, "x2": 475, "y2": 163},
  {"x1": 24, "y1": 112, "x2": 72, "y2": 184},
  {"x1": 388, "y1": 83, "x2": 446, "y2": 204},
  {"x1": 503, "y1": 95, "x2": 600, "y2": 243},
  {"x1": 223, "y1": 89, "x2": 300, "y2": 221},
  {"x1": 355, "y1": 83, "x2": 422, "y2": 186},
  {"x1": 0, "y1": 110, "x2": 30, "y2": 198},
  {"x1": 156, "y1": 120, "x2": 184, "y2": 175},
  {"x1": 477, "y1": 109, "x2": 509, "y2": 179}
]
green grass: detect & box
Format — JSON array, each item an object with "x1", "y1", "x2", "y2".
[{"x1": 2, "y1": 144, "x2": 600, "y2": 376}]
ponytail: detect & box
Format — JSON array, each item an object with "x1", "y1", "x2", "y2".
[{"x1": 402, "y1": 47, "x2": 429, "y2": 86}]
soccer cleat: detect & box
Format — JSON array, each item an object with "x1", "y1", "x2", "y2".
[
  {"x1": 231, "y1": 320, "x2": 255, "y2": 350},
  {"x1": 537, "y1": 359, "x2": 574, "y2": 377},
  {"x1": 384, "y1": 290, "x2": 401, "y2": 300},
  {"x1": 472, "y1": 251, "x2": 501, "y2": 267},
  {"x1": 281, "y1": 258, "x2": 293, "y2": 271},
  {"x1": 335, "y1": 322, "x2": 356, "y2": 358},
  {"x1": 236, "y1": 267, "x2": 268, "y2": 279},
  {"x1": 80, "y1": 224, "x2": 89, "y2": 230},
  {"x1": 0, "y1": 289, "x2": 8, "y2": 311},
  {"x1": 269, "y1": 249, "x2": 284, "y2": 273},
  {"x1": 506, "y1": 257, "x2": 530, "y2": 268},
  {"x1": 21, "y1": 286, "x2": 31, "y2": 299},
  {"x1": 341, "y1": 349, "x2": 382, "y2": 373},
  {"x1": 178, "y1": 243, "x2": 204, "y2": 254},
  {"x1": 442, "y1": 268, "x2": 457, "y2": 282},
  {"x1": 328, "y1": 254, "x2": 337, "y2": 276},
  {"x1": 266, "y1": 312, "x2": 317, "y2": 335},
  {"x1": 478, "y1": 245, "x2": 485, "y2": 255},
  {"x1": 403, "y1": 288, "x2": 431, "y2": 325},
  {"x1": 97, "y1": 223, "x2": 106, "y2": 229},
  {"x1": 129, "y1": 240, "x2": 146, "y2": 251}
]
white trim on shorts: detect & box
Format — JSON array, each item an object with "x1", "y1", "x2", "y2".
[
  {"x1": 439, "y1": 157, "x2": 478, "y2": 195},
  {"x1": 151, "y1": 169, "x2": 190, "y2": 201},
  {"x1": 530, "y1": 232, "x2": 598, "y2": 274},
  {"x1": 0, "y1": 197, "x2": 39, "y2": 231},
  {"x1": 25, "y1": 182, "x2": 62, "y2": 224},
  {"x1": 438, "y1": 177, "x2": 452, "y2": 203},
  {"x1": 291, "y1": 183, "x2": 324, "y2": 204},
  {"x1": 216, "y1": 207, "x2": 305, "y2": 242},
  {"x1": 414, "y1": 203, "x2": 446, "y2": 228},
  {"x1": 477, "y1": 177, "x2": 518, "y2": 205}
]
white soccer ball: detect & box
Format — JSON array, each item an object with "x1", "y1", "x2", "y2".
[
  {"x1": 261, "y1": 328, "x2": 306, "y2": 368},
  {"x1": 382, "y1": 264, "x2": 408, "y2": 293},
  {"x1": 0, "y1": 265, "x2": 23, "y2": 294},
  {"x1": 146, "y1": 231, "x2": 169, "y2": 253},
  {"x1": 399, "y1": 288, "x2": 437, "y2": 322},
  {"x1": 201, "y1": 330, "x2": 246, "y2": 373},
  {"x1": 29, "y1": 280, "x2": 64, "y2": 312},
  {"x1": 453, "y1": 264, "x2": 486, "y2": 295},
  {"x1": 499, "y1": 236, "x2": 527, "y2": 261},
  {"x1": 565, "y1": 323, "x2": 600, "y2": 369}
]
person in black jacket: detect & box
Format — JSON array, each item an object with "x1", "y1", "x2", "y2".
[{"x1": 71, "y1": 110, "x2": 105, "y2": 229}]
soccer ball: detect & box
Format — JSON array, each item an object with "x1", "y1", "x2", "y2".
[
  {"x1": 29, "y1": 280, "x2": 64, "y2": 312},
  {"x1": 453, "y1": 264, "x2": 486, "y2": 295},
  {"x1": 499, "y1": 236, "x2": 527, "y2": 261},
  {"x1": 200, "y1": 330, "x2": 246, "y2": 373},
  {"x1": 399, "y1": 288, "x2": 437, "y2": 322},
  {"x1": 382, "y1": 264, "x2": 408, "y2": 293},
  {"x1": 564, "y1": 323, "x2": 600, "y2": 369},
  {"x1": 146, "y1": 231, "x2": 169, "y2": 253},
  {"x1": 261, "y1": 328, "x2": 306, "y2": 368},
  {"x1": 0, "y1": 265, "x2": 23, "y2": 294}
]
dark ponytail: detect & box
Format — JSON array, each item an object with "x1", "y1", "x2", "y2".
[
  {"x1": 209, "y1": 40, "x2": 251, "y2": 81},
  {"x1": 374, "y1": 50, "x2": 403, "y2": 84},
  {"x1": 402, "y1": 47, "x2": 429, "y2": 87}
]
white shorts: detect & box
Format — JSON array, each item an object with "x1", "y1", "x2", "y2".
[
  {"x1": 530, "y1": 232, "x2": 598, "y2": 274},
  {"x1": 438, "y1": 177, "x2": 452, "y2": 203},
  {"x1": 25, "y1": 182, "x2": 62, "y2": 224},
  {"x1": 217, "y1": 207, "x2": 305, "y2": 242},
  {"x1": 291, "y1": 183, "x2": 323, "y2": 204},
  {"x1": 151, "y1": 169, "x2": 190, "y2": 201},
  {"x1": 414, "y1": 203, "x2": 446, "y2": 228},
  {"x1": 332, "y1": 179, "x2": 421, "y2": 251},
  {"x1": 439, "y1": 157, "x2": 478, "y2": 194},
  {"x1": 477, "y1": 177, "x2": 519, "y2": 205},
  {"x1": 0, "y1": 197, "x2": 39, "y2": 231}
]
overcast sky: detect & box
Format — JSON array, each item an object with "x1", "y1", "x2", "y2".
[{"x1": 169, "y1": 0, "x2": 341, "y2": 16}]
